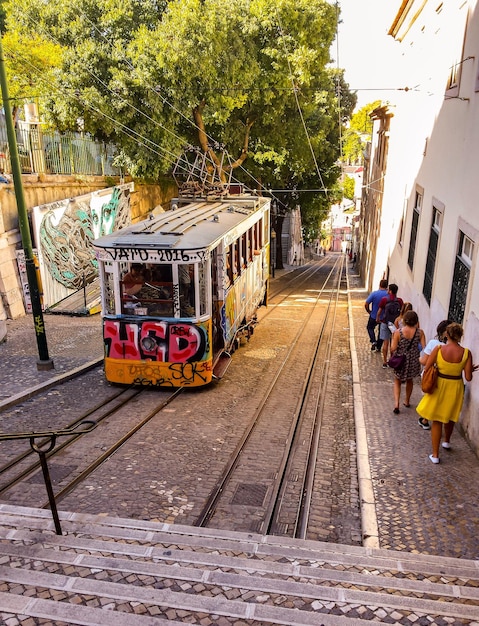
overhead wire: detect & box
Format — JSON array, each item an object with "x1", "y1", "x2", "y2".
[
  {"x1": 335, "y1": 1, "x2": 344, "y2": 167},
  {"x1": 77, "y1": 8, "x2": 283, "y2": 201},
  {"x1": 274, "y1": 7, "x2": 328, "y2": 198},
  {"x1": 2, "y1": 43, "x2": 206, "y2": 184},
  {"x1": 7, "y1": 3, "x2": 333, "y2": 210}
]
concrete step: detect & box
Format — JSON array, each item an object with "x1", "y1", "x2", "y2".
[{"x1": 0, "y1": 504, "x2": 478, "y2": 625}]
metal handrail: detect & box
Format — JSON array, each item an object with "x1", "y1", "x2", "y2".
[{"x1": 0, "y1": 420, "x2": 97, "y2": 534}]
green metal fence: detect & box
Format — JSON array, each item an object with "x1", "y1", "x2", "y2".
[{"x1": 0, "y1": 121, "x2": 121, "y2": 177}]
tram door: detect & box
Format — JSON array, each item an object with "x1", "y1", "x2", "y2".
[{"x1": 211, "y1": 247, "x2": 223, "y2": 353}]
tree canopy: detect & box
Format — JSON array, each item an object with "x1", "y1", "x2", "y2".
[
  {"x1": 2, "y1": 0, "x2": 356, "y2": 237},
  {"x1": 341, "y1": 100, "x2": 380, "y2": 165}
]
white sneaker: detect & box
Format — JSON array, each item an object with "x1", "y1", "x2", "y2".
[
  {"x1": 442, "y1": 442, "x2": 451, "y2": 449},
  {"x1": 429, "y1": 454, "x2": 440, "y2": 464}
]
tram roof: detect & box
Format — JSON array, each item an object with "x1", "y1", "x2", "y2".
[{"x1": 93, "y1": 195, "x2": 269, "y2": 252}]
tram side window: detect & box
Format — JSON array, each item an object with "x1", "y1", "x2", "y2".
[
  {"x1": 225, "y1": 246, "x2": 233, "y2": 286},
  {"x1": 247, "y1": 227, "x2": 253, "y2": 262},
  {"x1": 241, "y1": 233, "x2": 247, "y2": 267},
  {"x1": 179, "y1": 263, "x2": 195, "y2": 317},
  {"x1": 102, "y1": 261, "x2": 116, "y2": 315},
  {"x1": 198, "y1": 261, "x2": 208, "y2": 316},
  {"x1": 233, "y1": 241, "x2": 240, "y2": 278},
  {"x1": 258, "y1": 218, "x2": 264, "y2": 248}
]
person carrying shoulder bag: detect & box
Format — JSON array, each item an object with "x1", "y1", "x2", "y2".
[
  {"x1": 390, "y1": 310, "x2": 425, "y2": 414},
  {"x1": 416, "y1": 322, "x2": 478, "y2": 464}
]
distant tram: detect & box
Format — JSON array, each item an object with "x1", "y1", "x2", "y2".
[{"x1": 93, "y1": 190, "x2": 270, "y2": 387}]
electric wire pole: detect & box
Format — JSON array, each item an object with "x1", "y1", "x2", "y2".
[{"x1": 0, "y1": 36, "x2": 53, "y2": 370}]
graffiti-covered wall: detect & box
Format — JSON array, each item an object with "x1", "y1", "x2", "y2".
[{"x1": 32, "y1": 184, "x2": 133, "y2": 308}]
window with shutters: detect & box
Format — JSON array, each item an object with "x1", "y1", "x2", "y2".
[
  {"x1": 407, "y1": 190, "x2": 422, "y2": 270},
  {"x1": 422, "y1": 205, "x2": 442, "y2": 304},
  {"x1": 448, "y1": 231, "x2": 473, "y2": 324}
]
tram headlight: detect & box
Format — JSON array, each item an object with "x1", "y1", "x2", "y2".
[{"x1": 141, "y1": 336, "x2": 157, "y2": 352}]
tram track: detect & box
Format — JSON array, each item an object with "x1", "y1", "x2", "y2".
[
  {"x1": 0, "y1": 254, "x2": 359, "y2": 543},
  {"x1": 266, "y1": 255, "x2": 330, "y2": 303},
  {"x1": 0, "y1": 386, "x2": 142, "y2": 495},
  {"x1": 0, "y1": 387, "x2": 182, "y2": 510},
  {"x1": 0, "y1": 386, "x2": 138, "y2": 484},
  {"x1": 194, "y1": 255, "x2": 347, "y2": 537},
  {"x1": 38, "y1": 389, "x2": 182, "y2": 509}
]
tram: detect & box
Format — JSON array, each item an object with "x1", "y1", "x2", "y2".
[{"x1": 93, "y1": 188, "x2": 270, "y2": 387}]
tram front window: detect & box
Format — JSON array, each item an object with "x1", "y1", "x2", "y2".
[{"x1": 121, "y1": 263, "x2": 174, "y2": 316}]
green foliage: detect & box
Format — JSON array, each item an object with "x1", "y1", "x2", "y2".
[
  {"x1": 3, "y1": 0, "x2": 356, "y2": 227},
  {"x1": 342, "y1": 175, "x2": 355, "y2": 200},
  {"x1": 341, "y1": 100, "x2": 381, "y2": 164},
  {"x1": 0, "y1": 28, "x2": 63, "y2": 116},
  {"x1": 0, "y1": 0, "x2": 6, "y2": 34}
]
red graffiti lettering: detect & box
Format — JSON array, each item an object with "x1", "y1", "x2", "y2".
[
  {"x1": 104, "y1": 319, "x2": 205, "y2": 363},
  {"x1": 104, "y1": 320, "x2": 140, "y2": 359},
  {"x1": 169, "y1": 323, "x2": 202, "y2": 361}
]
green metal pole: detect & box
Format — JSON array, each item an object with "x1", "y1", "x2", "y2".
[{"x1": 0, "y1": 36, "x2": 53, "y2": 370}]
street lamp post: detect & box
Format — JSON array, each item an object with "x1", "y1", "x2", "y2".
[{"x1": 0, "y1": 37, "x2": 53, "y2": 370}]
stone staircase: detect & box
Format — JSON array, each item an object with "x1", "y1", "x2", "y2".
[{"x1": 0, "y1": 504, "x2": 478, "y2": 625}]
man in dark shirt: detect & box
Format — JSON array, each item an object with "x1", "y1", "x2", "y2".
[
  {"x1": 376, "y1": 283, "x2": 404, "y2": 368},
  {"x1": 364, "y1": 278, "x2": 388, "y2": 352}
]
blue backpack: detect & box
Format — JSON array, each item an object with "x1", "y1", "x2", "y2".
[{"x1": 383, "y1": 297, "x2": 401, "y2": 324}]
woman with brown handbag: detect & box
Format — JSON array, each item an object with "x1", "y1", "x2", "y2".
[
  {"x1": 389, "y1": 311, "x2": 425, "y2": 414},
  {"x1": 416, "y1": 323, "x2": 477, "y2": 464}
]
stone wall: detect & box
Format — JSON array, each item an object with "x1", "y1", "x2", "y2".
[{"x1": 0, "y1": 175, "x2": 176, "y2": 320}]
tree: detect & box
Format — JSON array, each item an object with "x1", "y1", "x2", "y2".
[
  {"x1": 341, "y1": 100, "x2": 380, "y2": 164},
  {"x1": 0, "y1": 30, "x2": 63, "y2": 121},
  {"x1": 4, "y1": 0, "x2": 356, "y2": 241},
  {"x1": 342, "y1": 175, "x2": 355, "y2": 200}
]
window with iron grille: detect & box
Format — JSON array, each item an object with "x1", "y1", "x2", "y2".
[
  {"x1": 407, "y1": 191, "x2": 422, "y2": 270},
  {"x1": 448, "y1": 231, "x2": 473, "y2": 324},
  {"x1": 422, "y1": 207, "x2": 442, "y2": 304}
]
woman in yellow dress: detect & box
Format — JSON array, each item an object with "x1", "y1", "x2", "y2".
[{"x1": 416, "y1": 323, "x2": 476, "y2": 464}]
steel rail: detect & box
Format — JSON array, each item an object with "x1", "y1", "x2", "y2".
[
  {"x1": 40, "y1": 388, "x2": 183, "y2": 508},
  {"x1": 194, "y1": 255, "x2": 343, "y2": 528},
  {"x1": 0, "y1": 386, "x2": 135, "y2": 477},
  {"x1": 294, "y1": 256, "x2": 346, "y2": 538},
  {"x1": 264, "y1": 255, "x2": 345, "y2": 535},
  {"x1": 0, "y1": 388, "x2": 143, "y2": 496}
]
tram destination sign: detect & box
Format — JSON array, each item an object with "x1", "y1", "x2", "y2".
[{"x1": 95, "y1": 246, "x2": 209, "y2": 264}]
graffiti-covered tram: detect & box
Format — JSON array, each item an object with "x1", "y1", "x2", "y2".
[{"x1": 93, "y1": 192, "x2": 270, "y2": 387}]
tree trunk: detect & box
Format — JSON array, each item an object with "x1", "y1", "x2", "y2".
[{"x1": 192, "y1": 104, "x2": 252, "y2": 182}]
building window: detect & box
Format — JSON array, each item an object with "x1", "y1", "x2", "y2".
[
  {"x1": 445, "y1": 60, "x2": 461, "y2": 97},
  {"x1": 407, "y1": 190, "x2": 422, "y2": 270},
  {"x1": 448, "y1": 231, "x2": 473, "y2": 324},
  {"x1": 399, "y1": 197, "x2": 408, "y2": 247},
  {"x1": 422, "y1": 206, "x2": 442, "y2": 305}
]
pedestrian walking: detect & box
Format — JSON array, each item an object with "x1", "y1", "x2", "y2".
[
  {"x1": 376, "y1": 283, "x2": 404, "y2": 368},
  {"x1": 417, "y1": 319, "x2": 451, "y2": 430},
  {"x1": 390, "y1": 310, "x2": 425, "y2": 414},
  {"x1": 416, "y1": 322, "x2": 477, "y2": 464},
  {"x1": 364, "y1": 279, "x2": 388, "y2": 352},
  {"x1": 394, "y1": 302, "x2": 413, "y2": 330}
]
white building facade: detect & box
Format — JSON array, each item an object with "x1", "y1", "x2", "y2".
[{"x1": 360, "y1": 0, "x2": 479, "y2": 454}]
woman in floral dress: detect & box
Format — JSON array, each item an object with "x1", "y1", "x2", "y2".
[{"x1": 390, "y1": 311, "x2": 425, "y2": 414}]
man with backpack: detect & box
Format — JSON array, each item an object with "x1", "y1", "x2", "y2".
[
  {"x1": 376, "y1": 283, "x2": 404, "y2": 368},
  {"x1": 364, "y1": 278, "x2": 388, "y2": 352}
]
